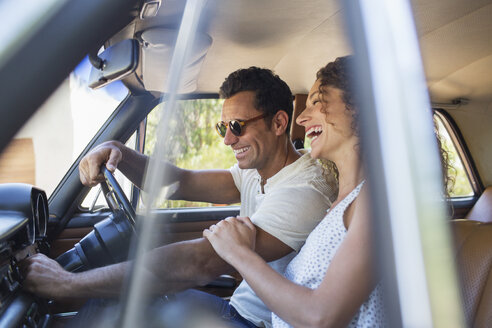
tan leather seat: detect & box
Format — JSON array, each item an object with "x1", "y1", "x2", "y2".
[
  {"x1": 451, "y1": 186, "x2": 492, "y2": 327},
  {"x1": 452, "y1": 219, "x2": 492, "y2": 327},
  {"x1": 452, "y1": 186, "x2": 492, "y2": 327},
  {"x1": 465, "y1": 186, "x2": 492, "y2": 223}
]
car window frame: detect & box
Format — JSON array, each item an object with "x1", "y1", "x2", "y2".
[
  {"x1": 433, "y1": 108, "x2": 484, "y2": 198},
  {"x1": 140, "y1": 93, "x2": 240, "y2": 210},
  {"x1": 76, "y1": 92, "x2": 238, "y2": 215}
]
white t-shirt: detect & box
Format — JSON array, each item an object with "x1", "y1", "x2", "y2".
[{"x1": 228, "y1": 153, "x2": 337, "y2": 328}]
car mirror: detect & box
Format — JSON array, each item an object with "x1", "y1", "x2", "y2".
[{"x1": 88, "y1": 39, "x2": 139, "y2": 89}]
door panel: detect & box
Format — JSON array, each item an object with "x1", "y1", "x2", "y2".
[
  {"x1": 52, "y1": 207, "x2": 240, "y2": 252},
  {"x1": 49, "y1": 227, "x2": 93, "y2": 258},
  {"x1": 142, "y1": 207, "x2": 240, "y2": 248}
]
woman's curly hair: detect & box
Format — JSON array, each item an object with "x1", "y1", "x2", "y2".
[
  {"x1": 314, "y1": 56, "x2": 355, "y2": 186},
  {"x1": 433, "y1": 118, "x2": 456, "y2": 198},
  {"x1": 316, "y1": 56, "x2": 359, "y2": 136},
  {"x1": 315, "y1": 56, "x2": 454, "y2": 198}
]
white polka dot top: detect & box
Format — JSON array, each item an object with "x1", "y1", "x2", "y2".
[{"x1": 272, "y1": 181, "x2": 386, "y2": 327}]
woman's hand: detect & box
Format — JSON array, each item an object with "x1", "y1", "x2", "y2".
[{"x1": 203, "y1": 216, "x2": 256, "y2": 265}]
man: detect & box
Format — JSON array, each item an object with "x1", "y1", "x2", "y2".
[{"x1": 22, "y1": 67, "x2": 337, "y2": 327}]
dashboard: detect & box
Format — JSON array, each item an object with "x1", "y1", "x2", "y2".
[{"x1": 0, "y1": 183, "x2": 51, "y2": 328}]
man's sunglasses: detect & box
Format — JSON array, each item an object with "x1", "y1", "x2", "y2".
[{"x1": 215, "y1": 113, "x2": 267, "y2": 138}]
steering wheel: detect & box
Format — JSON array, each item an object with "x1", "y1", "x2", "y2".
[
  {"x1": 100, "y1": 166, "x2": 136, "y2": 226},
  {"x1": 56, "y1": 166, "x2": 137, "y2": 271}
]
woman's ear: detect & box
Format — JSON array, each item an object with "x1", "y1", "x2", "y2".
[{"x1": 273, "y1": 110, "x2": 289, "y2": 136}]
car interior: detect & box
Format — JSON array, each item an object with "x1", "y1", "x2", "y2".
[{"x1": 0, "y1": 0, "x2": 491, "y2": 327}]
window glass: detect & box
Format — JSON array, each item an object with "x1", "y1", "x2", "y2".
[
  {"x1": 434, "y1": 113, "x2": 474, "y2": 198},
  {"x1": 304, "y1": 135, "x2": 312, "y2": 150},
  {"x1": 0, "y1": 56, "x2": 128, "y2": 197},
  {"x1": 301, "y1": 111, "x2": 474, "y2": 199},
  {"x1": 144, "y1": 98, "x2": 237, "y2": 208}
]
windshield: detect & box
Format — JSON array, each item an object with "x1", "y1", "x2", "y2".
[
  {"x1": 0, "y1": 0, "x2": 62, "y2": 67},
  {"x1": 0, "y1": 57, "x2": 128, "y2": 196}
]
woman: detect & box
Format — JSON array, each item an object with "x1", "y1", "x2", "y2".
[{"x1": 203, "y1": 56, "x2": 386, "y2": 327}]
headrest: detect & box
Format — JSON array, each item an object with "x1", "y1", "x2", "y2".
[{"x1": 465, "y1": 186, "x2": 492, "y2": 223}]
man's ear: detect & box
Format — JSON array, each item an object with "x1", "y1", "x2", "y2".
[{"x1": 272, "y1": 110, "x2": 289, "y2": 136}]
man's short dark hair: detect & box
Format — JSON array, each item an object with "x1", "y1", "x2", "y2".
[{"x1": 219, "y1": 67, "x2": 293, "y2": 135}]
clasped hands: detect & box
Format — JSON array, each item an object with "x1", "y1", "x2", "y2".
[{"x1": 203, "y1": 216, "x2": 256, "y2": 265}]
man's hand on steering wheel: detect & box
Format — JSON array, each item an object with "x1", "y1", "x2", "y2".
[
  {"x1": 79, "y1": 141, "x2": 123, "y2": 187},
  {"x1": 79, "y1": 141, "x2": 136, "y2": 226}
]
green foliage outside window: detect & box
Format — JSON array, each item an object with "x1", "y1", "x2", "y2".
[
  {"x1": 143, "y1": 100, "x2": 473, "y2": 208},
  {"x1": 434, "y1": 115, "x2": 474, "y2": 197},
  {"x1": 144, "y1": 99, "x2": 237, "y2": 208}
]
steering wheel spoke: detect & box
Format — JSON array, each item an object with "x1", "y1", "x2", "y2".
[{"x1": 101, "y1": 166, "x2": 136, "y2": 226}]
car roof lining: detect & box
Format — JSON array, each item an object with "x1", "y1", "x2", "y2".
[{"x1": 107, "y1": 0, "x2": 492, "y2": 105}]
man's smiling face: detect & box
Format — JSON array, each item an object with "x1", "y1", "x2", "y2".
[{"x1": 221, "y1": 91, "x2": 277, "y2": 171}]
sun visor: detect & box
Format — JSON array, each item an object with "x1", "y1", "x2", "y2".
[{"x1": 140, "y1": 28, "x2": 212, "y2": 93}]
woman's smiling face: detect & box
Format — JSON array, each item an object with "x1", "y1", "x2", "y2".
[{"x1": 296, "y1": 79, "x2": 356, "y2": 161}]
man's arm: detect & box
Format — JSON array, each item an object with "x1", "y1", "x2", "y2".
[
  {"x1": 22, "y1": 227, "x2": 292, "y2": 299},
  {"x1": 79, "y1": 140, "x2": 147, "y2": 188},
  {"x1": 205, "y1": 189, "x2": 377, "y2": 328},
  {"x1": 79, "y1": 140, "x2": 240, "y2": 204}
]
